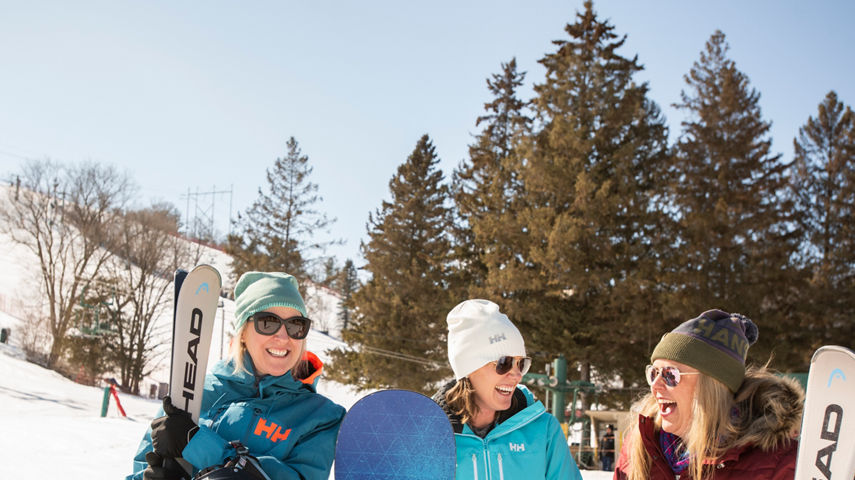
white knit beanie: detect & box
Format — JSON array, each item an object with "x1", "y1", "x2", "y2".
[{"x1": 447, "y1": 299, "x2": 526, "y2": 380}]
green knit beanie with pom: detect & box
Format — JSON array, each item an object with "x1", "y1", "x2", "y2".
[{"x1": 650, "y1": 309, "x2": 759, "y2": 392}]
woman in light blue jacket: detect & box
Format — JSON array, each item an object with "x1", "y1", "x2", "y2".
[
  {"x1": 128, "y1": 272, "x2": 345, "y2": 480},
  {"x1": 433, "y1": 299, "x2": 583, "y2": 480}
]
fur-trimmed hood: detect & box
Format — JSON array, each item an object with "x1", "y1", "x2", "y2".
[{"x1": 731, "y1": 366, "x2": 804, "y2": 452}]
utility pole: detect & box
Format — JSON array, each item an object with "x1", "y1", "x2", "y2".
[{"x1": 180, "y1": 185, "x2": 234, "y2": 242}]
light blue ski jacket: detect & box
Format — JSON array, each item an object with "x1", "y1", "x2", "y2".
[
  {"x1": 128, "y1": 352, "x2": 345, "y2": 480},
  {"x1": 436, "y1": 384, "x2": 582, "y2": 480}
]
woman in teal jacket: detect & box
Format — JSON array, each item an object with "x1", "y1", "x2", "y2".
[
  {"x1": 433, "y1": 299, "x2": 582, "y2": 480},
  {"x1": 128, "y1": 271, "x2": 345, "y2": 480}
]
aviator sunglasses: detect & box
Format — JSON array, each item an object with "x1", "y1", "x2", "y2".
[
  {"x1": 645, "y1": 364, "x2": 700, "y2": 387},
  {"x1": 493, "y1": 356, "x2": 532, "y2": 376},
  {"x1": 249, "y1": 312, "x2": 312, "y2": 339}
]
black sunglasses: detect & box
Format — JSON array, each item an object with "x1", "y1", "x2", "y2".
[
  {"x1": 249, "y1": 312, "x2": 312, "y2": 339},
  {"x1": 493, "y1": 356, "x2": 532, "y2": 376}
]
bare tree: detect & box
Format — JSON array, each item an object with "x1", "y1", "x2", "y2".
[
  {"x1": 0, "y1": 159, "x2": 131, "y2": 368},
  {"x1": 102, "y1": 203, "x2": 195, "y2": 394}
]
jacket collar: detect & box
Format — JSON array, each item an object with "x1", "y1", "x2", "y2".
[
  {"x1": 637, "y1": 413, "x2": 785, "y2": 468},
  {"x1": 212, "y1": 351, "x2": 322, "y2": 398}
]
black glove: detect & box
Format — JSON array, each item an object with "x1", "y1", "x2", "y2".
[
  {"x1": 150, "y1": 396, "x2": 199, "y2": 459},
  {"x1": 143, "y1": 451, "x2": 190, "y2": 480}
]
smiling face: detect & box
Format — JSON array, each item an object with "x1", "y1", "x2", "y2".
[
  {"x1": 467, "y1": 358, "x2": 524, "y2": 428},
  {"x1": 242, "y1": 306, "x2": 305, "y2": 377},
  {"x1": 650, "y1": 359, "x2": 699, "y2": 437}
]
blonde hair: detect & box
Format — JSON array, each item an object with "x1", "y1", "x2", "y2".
[
  {"x1": 624, "y1": 371, "x2": 736, "y2": 480},
  {"x1": 227, "y1": 323, "x2": 307, "y2": 377}
]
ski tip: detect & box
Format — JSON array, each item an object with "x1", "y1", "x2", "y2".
[
  {"x1": 174, "y1": 270, "x2": 189, "y2": 289},
  {"x1": 810, "y1": 345, "x2": 855, "y2": 364},
  {"x1": 189, "y1": 264, "x2": 223, "y2": 283}
]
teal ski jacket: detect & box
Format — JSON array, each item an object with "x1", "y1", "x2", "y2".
[
  {"x1": 128, "y1": 352, "x2": 345, "y2": 480},
  {"x1": 434, "y1": 383, "x2": 582, "y2": 480}
]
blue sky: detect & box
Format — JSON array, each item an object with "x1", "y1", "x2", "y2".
[{"x1": 1, "y1": 1, "x2": 853, "y2": 270}]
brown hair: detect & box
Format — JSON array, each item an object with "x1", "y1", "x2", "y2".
[{"x1": 444, "y1": 378, "x2": 482, "y2": 425}]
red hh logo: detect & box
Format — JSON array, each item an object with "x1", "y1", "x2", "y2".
[{"x1": 254, "y1": 418, "x2": 292, "y2": 443}]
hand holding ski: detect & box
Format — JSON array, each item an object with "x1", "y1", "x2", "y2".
[
  {"x1": 151, "y1": 396, "x2": 200, "y2": 459},
  {"x1": 151, "y1": 265, "x2": 222, "y2": 479}
]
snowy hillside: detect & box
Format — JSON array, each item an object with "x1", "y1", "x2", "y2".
[{"x1": 0, "y1": 182, "x2": 346, "y2": 393}]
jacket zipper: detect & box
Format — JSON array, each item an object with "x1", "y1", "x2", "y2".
[{"x1": 458, "y1": 404, "x2": 545, "y2": 479}]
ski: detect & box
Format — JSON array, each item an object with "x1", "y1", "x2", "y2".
[
  {"x1": 334, "y1": 389, "x2": 455, "y2": 480},
  {"x1": 170, "y1": 264, "x2": 222, "y2": 422},
  {"x1": 794, "y1": 345, "x2": 855, "y2": 480}
]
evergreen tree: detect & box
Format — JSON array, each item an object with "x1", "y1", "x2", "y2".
[
  {"x1": 670, "y1": 31, "x2": 797, "y2": 365},
  {"x1": 498, "y1": 1, "x2": 672, "y2": 385},
  {"x1": 327, "y1": 135, "x2": 454, "y2": 393},
  {"x1": 226, "y1": 137, "x2": 338, "y2": 280},
  {"x1": 789, "y1": 91, "x2": 855, "y2": 356},
  {"x1": 336, "y1": 259, "x2": 359, "y2": 331},
  {"x1": 452, "y1": 58, "x2": 530, "y2": 299}
]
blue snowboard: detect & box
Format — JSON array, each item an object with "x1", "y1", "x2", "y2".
[{"x1": 334, "y1": 389, "x2": 456, "y2": 480}]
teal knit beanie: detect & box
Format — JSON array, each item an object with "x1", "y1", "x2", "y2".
[
  {"x1": 650, "y1": 309, "x2": 759, "y2": 392},
  {"x1": 233, "y1": 272, "x2": 307, "y2": 331}
]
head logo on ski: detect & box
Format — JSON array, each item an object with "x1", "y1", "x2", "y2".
[{"x1": 795, "y1": 345, "x2": 855, "y2": 480}]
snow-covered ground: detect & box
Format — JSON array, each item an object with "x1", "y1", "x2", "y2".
[{"x1": 0, "y1": 338, "x2": 612, "y2": 479}]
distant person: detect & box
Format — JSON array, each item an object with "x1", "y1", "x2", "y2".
[
  {"x1": 433, "y1": 299, "x2": 582, "y2": 480},
  {"x1": 600, "y1": 424, "x2": 615, "y2": 471},
  {"x1": 614, "y1": 309, "x2": 803, "y2": 480},
  {"x1": 128, "y1": 271, "x2": 345, "y2": 480}
]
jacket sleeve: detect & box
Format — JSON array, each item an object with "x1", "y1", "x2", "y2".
[
  {"x1": 183, "y1": 402, "x2": 346, "y2": 480},
  {"x1": 182, "y1": 423, "x2": 233, "y2": 470},
  {"x1": 613, "y1": 430, "x2": 632, "y2": 480},
  {"x1": 545, "y1": 415, "x2": 583, "y2": 480},
  {"x1": 253, "y1": 403, "x2": 345, "y2": 480}
]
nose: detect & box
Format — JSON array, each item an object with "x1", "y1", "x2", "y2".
[
  {"x1": 273, "y1": 324, "x2": 292, "y2": 340},
  {"x1": 506, "y1": 364, "x2": 523, "y2": 380},
  {"x1": 650, "y1": 372, "x2": 667, "y2": 391}
]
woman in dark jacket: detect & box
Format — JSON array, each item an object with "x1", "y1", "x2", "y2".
[
  {"x1": 128, "y1": 271, "x2": 345, "y2": 480},
  {"x1": 614, "y1": 309, "x2": 804, "y2": 480}
]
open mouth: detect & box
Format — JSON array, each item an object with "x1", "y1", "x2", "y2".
[
  {"x1": 495, "y1": 385, "x2": 514, "y2": 396},
  {"x1": 266, "y1": 348, "x2": 291, "y2": 358},
  {"x1": 658, "y1": 399, "x2": 676, "y2": 416}
]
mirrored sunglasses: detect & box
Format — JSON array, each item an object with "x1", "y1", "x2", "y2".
[
  {"x1": 645, "y1": 364, "x2": 700, "y2": 387},
  {"x1": 494, "y1": 356, "x2": 532, "y2": 376},
  {"x1": 249, "y1": 312, "x2": 312, "y2": 339}
]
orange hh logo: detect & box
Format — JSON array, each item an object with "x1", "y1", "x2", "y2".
[{"x1": 254, "y1": 418, "x2": 292, "y2": 443}]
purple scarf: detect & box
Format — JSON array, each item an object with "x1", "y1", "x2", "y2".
[{"x1": 659, "y1": 431, "x2": 690, "y2": 474}]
